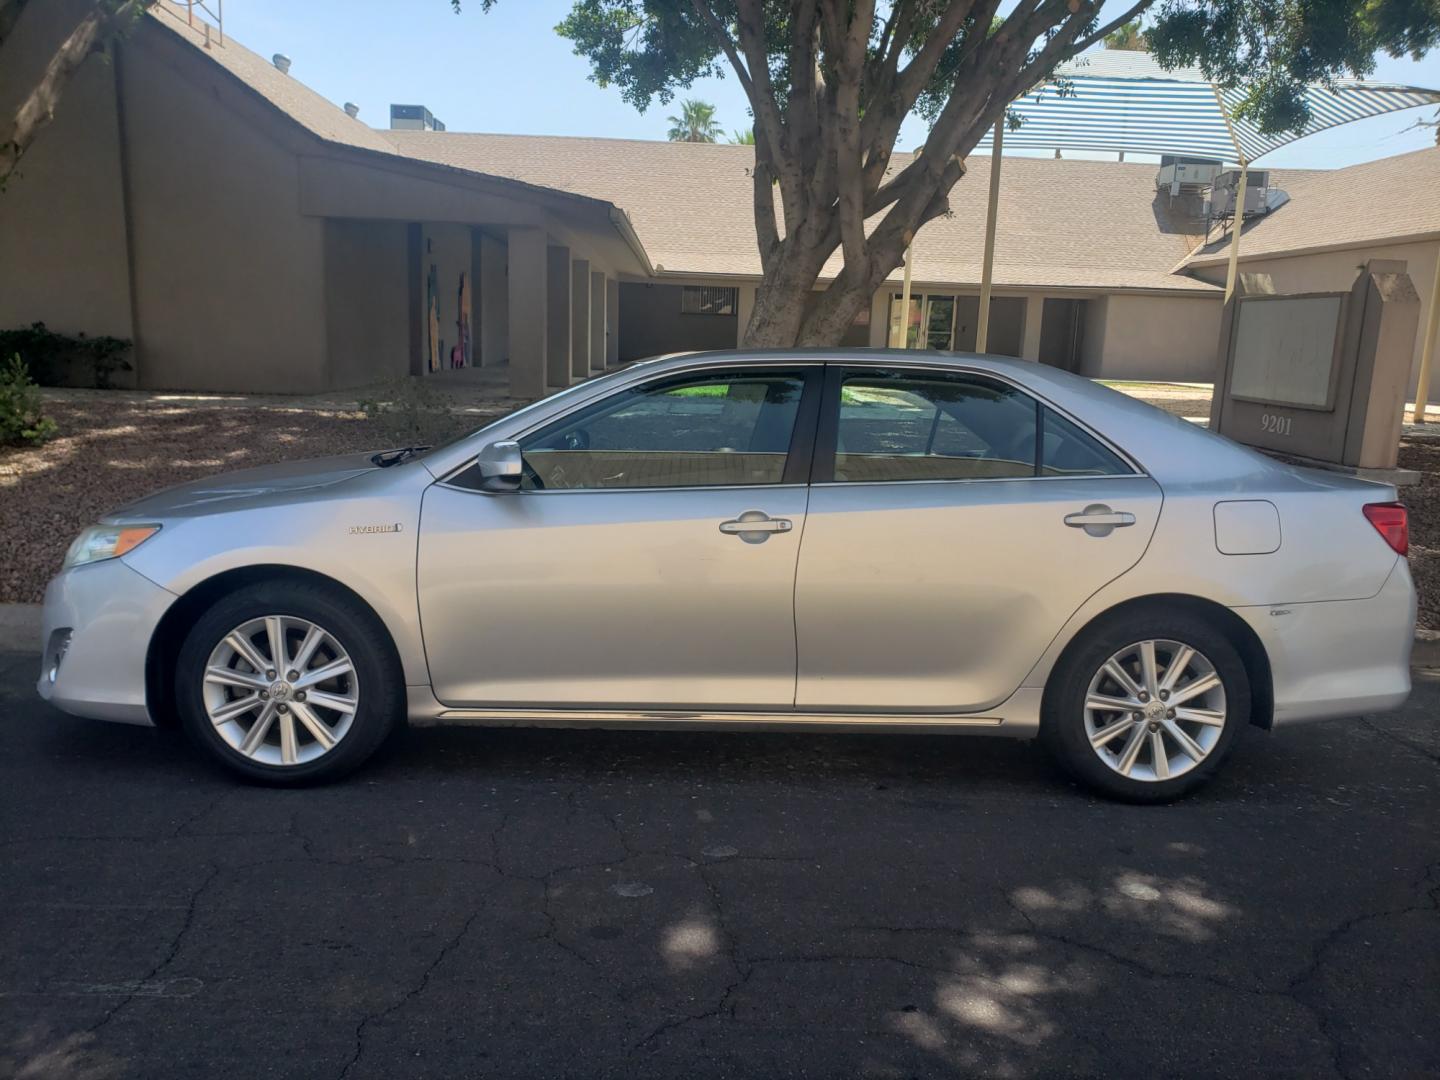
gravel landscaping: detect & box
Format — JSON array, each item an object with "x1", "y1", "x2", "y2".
[
  {"x1": 0, "y1": 393, "x2": 495, "y2": 604},
  {"x1": 2, "y1": 382, "x2": 1436, "y2": 629}
]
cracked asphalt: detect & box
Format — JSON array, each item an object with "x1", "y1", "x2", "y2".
[{"x1": 2, "y1": 648, "x2": 1437, "y2": 1080}]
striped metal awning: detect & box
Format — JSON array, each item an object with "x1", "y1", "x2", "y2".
[{"x1": 977, "y1": 51, "x2": 1440, "y2": 164}]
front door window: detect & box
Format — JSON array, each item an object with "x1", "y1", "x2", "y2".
[{"x1": 518, "y1": 371, "x2": 808, "y2": 490}]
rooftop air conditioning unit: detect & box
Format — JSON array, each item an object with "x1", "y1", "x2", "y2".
[
  {"x1": 1207, "y1": 168, "x2": 1271, "y2": 220},
  {"x1": 389, "y1": 104, "x2": 445, "y2": 132},
  {"x1": 1155, "y1": 155, "x2": 1224, "y2": 197}
]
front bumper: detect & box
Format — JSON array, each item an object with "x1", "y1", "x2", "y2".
[
  {"x1": 1234, "y1": 558, "x2": 1415, "y2": 727},
  {"x1": 37, "y1": 560, "x2": 176, "y2": 726}
]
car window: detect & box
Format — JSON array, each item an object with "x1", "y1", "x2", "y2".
[
  {"x1": 1040, "y1": 407, "x2": 1132, "y2": 477},
  {"x1": 518, "y1": 370, "x2": 807, "y2": 490},
  {"x1": 831, "y1": 369, "x2": 1039, "y2": 482}
]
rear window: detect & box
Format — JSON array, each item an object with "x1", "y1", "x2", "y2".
[{"x1": 1041, "y1": 407, "x2": 1132, "y2": 477}]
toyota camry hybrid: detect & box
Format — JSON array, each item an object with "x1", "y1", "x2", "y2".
[{"x1": 37, "y1": 350, "x2": 1415, "y2": 801}]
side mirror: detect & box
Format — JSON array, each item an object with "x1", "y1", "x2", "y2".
[{"x1": 475, "y1": 440, "x2": 523, "y2": 492}]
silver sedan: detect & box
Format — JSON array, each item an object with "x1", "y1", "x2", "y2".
[{"x1": 37, "y1": 350, "x2": 1415, "y2": 800}]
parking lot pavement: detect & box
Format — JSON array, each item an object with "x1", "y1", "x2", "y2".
[{"x1": 2, "y1": 648, "x2": 1436, "y2": 1080}]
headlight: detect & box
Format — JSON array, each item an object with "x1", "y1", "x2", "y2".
[{"x1": 62, "y1": 524, "x2": 161, "y2": 570}]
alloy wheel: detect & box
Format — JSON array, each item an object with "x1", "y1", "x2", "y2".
[
  {"x1": 201, "y1": 615, "x2": 359, "y2": 766},
  {"x1": 1083, "y1": 639, "x2": 1227, "y2": 782}
]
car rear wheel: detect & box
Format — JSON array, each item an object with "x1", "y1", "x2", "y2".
[
  {"x1": 1041, "y1": 610, "x2": 1249, "y2": 802},
  {"x1": 176, "y1": 581, "x2": 401, "y2": 784}
]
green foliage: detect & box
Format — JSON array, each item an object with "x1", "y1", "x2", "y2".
[
  {"x1": 503, "y1": 1, "x2": 1439, "y2": 137},
  {"x1": 0, "y1": 354, "x2": 58, "y2": 447},
  {"x1": 0, "y1": 322, "x2": 132, "y2": 388},
  {"x1": 665, "y1": 98, "x2": 724, "y2": 141},
  {"x1": 729, "y1": 127, "x2": 756, "y2": 144},
  {"x1": 355, "y1": 376, "x2": 469, "y2": 447}
]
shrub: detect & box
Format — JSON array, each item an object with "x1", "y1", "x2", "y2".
[
  {"x1": 0, "y1": 322, "x2": 133, "y2": 388},
  {"x1": 0, "y1": 355, "x2": 58, "y2": 447}
]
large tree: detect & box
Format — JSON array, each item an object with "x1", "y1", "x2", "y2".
[
  {"x1": 0, "y1": 0, "x2": 152, "y2": 190},
  {"x1": 467, "y1": 0, "x2": 1438, "y2": 347}
]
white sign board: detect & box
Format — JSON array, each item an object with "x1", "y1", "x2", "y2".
[{"x1": 1229, "y1": 295, "x2": 1342, "y2": 409}]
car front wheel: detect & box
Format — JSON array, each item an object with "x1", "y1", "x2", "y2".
[
  {"x1": 175, "y1": 581, "x2": 401, "y2": 784},
  {"x1": 1041, "y1": 611, "x2": 1249, "y2": 802}
]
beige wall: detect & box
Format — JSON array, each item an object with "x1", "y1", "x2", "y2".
[
  {"x1": 1078, "y1": 293, "x2": 1222, "y2": 381},
  {"x1": 118, "y1": 31, "x2": 328, "y2": 393},
  {"x1": 618, "y1": 282, "x2": 738, "y2": 361},
  {"x1": 1192, "y1": 240, "x2": 1439, "y2": 392},
  {"x1": 0, "y1": 0, "x2": 134, "y2": 354},
  {"x1": 477, "y1": 232, "x2": 508, "y2": 366},
  {"x1": 323, "y1": 219, "x2": 410, "y2": 388}
]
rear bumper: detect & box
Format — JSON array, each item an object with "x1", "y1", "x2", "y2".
[
  {"x1": 1234, "y1": 559, "x2": 1415, "y2": 727},
  {"x1": 36, "y1": 560, "x2": 176, "y2": 726}
]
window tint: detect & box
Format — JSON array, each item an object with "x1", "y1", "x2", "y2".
[
  {"x1": 831, "y1": 370, "x2": 1038, "y2": 482},
  {"x1": 518, "y1": 371, "x2": 805, "y2": 490},
  {"x1": 1041, "y1": 407, "x2": 1131, "y2": 477}
]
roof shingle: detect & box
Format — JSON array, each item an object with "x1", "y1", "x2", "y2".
[
  {"x1": 385, "y1": 131, "x2": 1226, "y2": 292},
  {"x1": 1183, "y1": 147, "x2": 1440, "y2": 267}
]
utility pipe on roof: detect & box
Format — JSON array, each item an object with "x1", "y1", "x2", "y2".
[{"x1": 976, "y1": 120, "x2": 1004, "y2": 353}]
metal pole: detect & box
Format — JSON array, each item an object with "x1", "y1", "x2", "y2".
[
  {"x1": 1209, "y1": 83, "x2": 1251, "y2": 304},
  {"x1": 1223, "y1": 163, "x2": 1249, "y2": 302},
  {"x1": 1413, "y1": 245, "x2": 1440, "y2": 423},
  {"x1": 976, "y1": 120, "x2": 1003, "y2": 353},
  {"x1": 892, "y1": 242, "x2": 914, "y2": 347}
]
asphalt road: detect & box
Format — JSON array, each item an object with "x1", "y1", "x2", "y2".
[{"x1": 2, "y1": 648, "x2": 1437, "y2": 1080}]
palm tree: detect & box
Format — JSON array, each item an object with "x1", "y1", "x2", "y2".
[
  {"x1": 666, "y1": 99, "x2": 723, "y2": 143},
  {"x1": 1104, "y1": 20, "x2": 1148, "y2": 51},
  {"x1": 729, "y1": 128, "x2": 756, "y2": 145}
]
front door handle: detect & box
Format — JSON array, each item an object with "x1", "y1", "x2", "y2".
[
  {"x1": 1064, "y1": 504, "x2": 1135, "y2": 537},
  {"x1": 719, "y1": 511, "x2": 793, "y2": 544}
]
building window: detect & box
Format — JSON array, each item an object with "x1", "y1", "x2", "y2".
[
  {"x1": 681, "y1": 285, "x2": 738, "y2": 316},
  {"x1": 889, "y1": 293, "x2": 956, "y2": 350}
]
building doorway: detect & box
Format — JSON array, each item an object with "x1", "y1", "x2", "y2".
[
  {"x1": 1037, "y1": 298, "x2": 1087, "y2": 372},
  {"x1": 889, "y1": 294, "x2": 1026, "y2": 356}
]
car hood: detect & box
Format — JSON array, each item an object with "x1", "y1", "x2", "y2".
[{"x1": 107, "y1": 452, "x2": 382, "y2": 519}]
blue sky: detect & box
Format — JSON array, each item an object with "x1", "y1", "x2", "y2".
[{"x1": 219, "y1": 0, "x2": 1439, "y2": 168}]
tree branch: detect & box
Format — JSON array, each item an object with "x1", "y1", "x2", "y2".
[{"x1": 1, "y1": 0, "x2": 143, "y2": 188}]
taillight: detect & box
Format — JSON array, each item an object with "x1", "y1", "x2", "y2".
[{"x1": 1362, "y1": 502, "x2": 1408, "y2": 556}]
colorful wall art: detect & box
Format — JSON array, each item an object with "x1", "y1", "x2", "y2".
[{"x1": 453, "y1": 271, "x2": 472, "y2": 369}]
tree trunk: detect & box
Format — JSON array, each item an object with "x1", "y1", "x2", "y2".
[
  {"x1": 795, "y1": 275, "x2": 879, "y2": 346},
  {"x1": 740, "y1": 238, "x2": 836, "y2": 347}
]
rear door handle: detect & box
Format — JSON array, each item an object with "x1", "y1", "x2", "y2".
[
  {"x1": 719, "y1": 511, "x2": 793, "y2": 543},
  {"x1": 1064, "y1": 504, "x2": 1135, "y2": 536}
]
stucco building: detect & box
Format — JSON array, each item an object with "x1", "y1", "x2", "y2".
[{"x1": 2, "y1": 1, "x2": 1436, "y2": 396}]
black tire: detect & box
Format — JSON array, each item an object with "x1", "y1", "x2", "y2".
[
  {"x1": 1040, "y1": 608, "x2": 1250, "y2": 803},
  {"x1": 175, "y1": 580, "x2": 402, "y2": 785}
]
